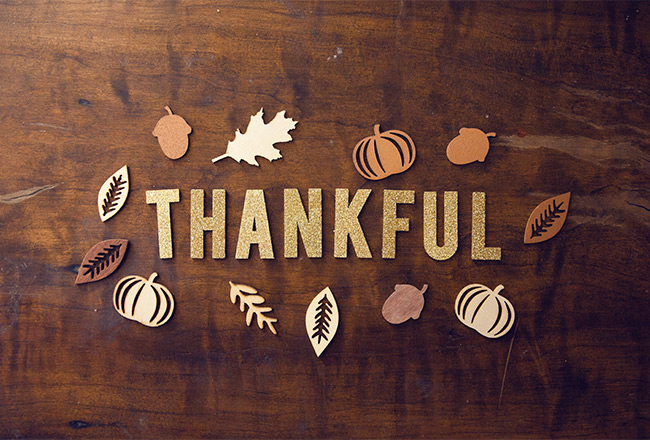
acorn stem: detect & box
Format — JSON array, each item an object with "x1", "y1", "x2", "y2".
[
  {"x1": 486, "y1": 132, "x2": 496, "y2": 137},
  {"x1": 164, "y1": 106, "x2": 173, "y2": 115},
  {"x1": 373, "y1": 124, "x2": 381, "y2": 136},
  {"x1": 421, "y1": 284, "x2": 429, "y2": 294},
  {"x1": 147, "y1": 272, "x2": 159, "y2": 284}
]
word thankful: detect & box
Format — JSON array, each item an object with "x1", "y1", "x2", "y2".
[{"x1": 145, "y1": 189, "x2": 501, "y2": 261}]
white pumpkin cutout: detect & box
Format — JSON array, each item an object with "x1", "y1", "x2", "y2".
[
  {"x1": 454, "y1": 284, "x2": 515, "y2": 338},
  {"x1": 113, "y1": 273, "x2": 175, "y2": 327}
]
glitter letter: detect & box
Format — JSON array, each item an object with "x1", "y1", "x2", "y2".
[
  {"x1": 146, "y1": 189, "x2": 180, "y2": 259},
  {"x1": 382, "y1": 190, "x2": 415, "y2": 259},
  {"x1": 236, "y1": 189, "x2": 274, "y2": 259},
  {"x1": 284, "y1": 188, "x2": 322, "y2": 258},
  {"x1": 471, "y1": 192, "x2": 501, "y2": 260},
  {"x1": 334, "y1": 188, "x2": 372, "y2": 258},
  {"x1": 190, "y1": 189, "x2": 226, "y2": 259},
  {"x1": 423, "y1": 191, "x2": 458, "y2": 260}
]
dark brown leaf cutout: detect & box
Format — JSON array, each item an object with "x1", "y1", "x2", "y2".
[
  {"x1": 75, "y1": 239, "x2": 128, "y2": 284},
  {"x1": 524, "y1": 193, "x2": 571, "y2": 244}
]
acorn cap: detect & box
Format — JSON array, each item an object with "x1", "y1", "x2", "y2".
[{"x1": 152, "y1": 106, "x2": 192, "y2": 137}]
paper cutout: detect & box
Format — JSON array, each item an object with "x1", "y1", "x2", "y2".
[
  {"x1": 146, "y1": 189, "x2": 180, "y2": 259},
  {"x1": 471, "y1": 192, "x2": 502, "y2": 260},
  {"x1": 190, "y1": 189, "x2": 225, "y2": 259},
  {"x1": 228, "y1": 281, "x2": 277, "y2": 334},
  {"x1": 98, "y1": 165, "x2": 129, "y2": 222},
  {"x1": 423, "y1": 191, "x2": 458, "y2": 260},
  {"x1": 284, "y1": 188, "x2": 323, "y2": 258},
  {"x1": 382, "y1": 284, "x2": 428, "y2": 324},
  {"x1": 306, "y1": 287, "x2": 339, "y2": 357},
  {"x1": 524, "y1": 192, "x2": 571, "y2": 244},
  {"x1": 75, "y1": 239, "x2": 128, "y2": 284},
  {"x1": 352, "y1": 124, "x2": 416, "y2": 180},
  {"x1": 382, "y1": 189, "x2": 415, "y2": 259},
  {"x1": 152, "y1": 106, "x2": 192, "y2": 159},
  {"x1": 113, "y1": 273, "x2": 175, "y2": 327},
  {"x1": 333, "y1": 188, "x2": 372, "y2": 258},
  {"x1": 235, "y1": 190, "x2": 274, "y2": 259},
  {"x1": 446, "y1": 128, "x2": 496, "y2": 165},
  {"x1": 455, "y1": 284, "x2": 514, "y2": 338},
  {"x1": 212, "y1": 108, "x2": 297, "y2": 166}
]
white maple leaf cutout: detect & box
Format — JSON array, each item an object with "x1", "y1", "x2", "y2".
[{"x1": 212, "y1": 108, "x2": 298, "y2": 166}]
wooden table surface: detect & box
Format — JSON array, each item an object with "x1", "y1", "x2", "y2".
[{"x1": 1, "y1": 1, "x2": 649, "y2": 438}]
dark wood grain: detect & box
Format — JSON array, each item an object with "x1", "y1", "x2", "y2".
[{"x1": 1, "y1": 1, "x2": 649, "y2": 438}]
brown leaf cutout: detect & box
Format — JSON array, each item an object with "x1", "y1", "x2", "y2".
[
  {"x1": 524, "y1": 193, "x2": 571, "y2": 244},
  {"x1": 75, "y1": 239, "x2": 129, "y2": 284}
]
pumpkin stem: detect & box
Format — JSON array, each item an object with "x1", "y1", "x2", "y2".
[
  {"x1": 147, "y1": 272, "x2": 159, "y2": 284},
  {"x1": 421, "y1": 284, "x2": 428, "y2": 294},
  {"x1": 373, "y1": 124, "x2": 381, "y2": 136},
  {"x1": 164, "y1": 106, "x2": 173, "y2": 115},
  {"x1": 486, "y1": 132, "x2": 496, "y2": 137},
  {"x1": 493, "y1": 284, "x2": 505, "y2": 295}
]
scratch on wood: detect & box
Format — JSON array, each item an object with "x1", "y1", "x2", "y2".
[
  {"x1": 550, "y1": 110, "x2": 650, "y2": 137},
  {"x1": 69, "y1": 420, "x2": 91, "y2": 429},
  {"x1": 627, "y1": 201, "x2": 650, "y2": 212},
  {"x1": 0, "y1": 184, "x2": 60, "y2": 204},
  {"x1": 25, "y1": 122, "x2": 70, "y2": 131},
  {"x1": 498, "y1": 135, "x2": 649, "y2": 168},
  {"x1": 498, "y1": 320, "x2": 518, "y2": 410},
  {"x1": 559, "y1": 83, "x2": 650, "y2": 109}
]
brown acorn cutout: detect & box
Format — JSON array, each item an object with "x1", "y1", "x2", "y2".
[
  {"x1": 524, "y1": 192, "x2": 571, "y2": 244},
  {"x1": 75, "y1": 239, "x2": 128, "y2": 284},
  {"x1": 352, "y1": 124, "x2": 416, "y2": 180},
  {"x1": 152, "y1": 106, "x2": 192, "y2": 159},
  {"x1": 446, "y1": 128, "x2": 496, "y2": 165},
  {"x1": 382, "y1": 284, "x2": 428, "y2": 324}
]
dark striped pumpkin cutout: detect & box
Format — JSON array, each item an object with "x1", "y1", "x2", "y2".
[
  {"x1": 455, "y1": 284, "x2": 515, "y2": 338},
  {"x1": 352, "y1": 124, "x2": 416, "y2": 180},
  {"x1": 113, "y1": 273, "x2": 175, "y2": 327}
]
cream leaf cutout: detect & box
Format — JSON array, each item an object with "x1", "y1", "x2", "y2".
[
  {"x1": 305, "y1": 287, "x2": 339, "y2": 357},
  {"x1": 212, "y1": 108, "x2": 297, "y2": 166},
  {"x1": 98, "y1": 165, "x2": 129, "y2": 222},
  {"x1": 228, "y1": 281, "x2": 278, "y2": 335}
]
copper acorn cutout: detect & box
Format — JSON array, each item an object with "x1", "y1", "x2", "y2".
[
  {"x1": 446, "y1": 128, "x2": 496, "y2": 165},
  {"x1": 524, "y1": 192, "x2": 571, "y2": 244},
  {"x1": 353, "y1": 124, "x2": 416, "y2": 180},
  {"x1": 75, "y1": 239, "x2": 128, "y2": 284},
  {"x1": 152, "y1": 106, "x2": 192, "y2": 159},
  {"x1": 382, "y1": 284, "x2": 428, "y2": 325}
]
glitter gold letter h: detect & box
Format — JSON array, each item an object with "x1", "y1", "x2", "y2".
[{"x1": 190, "y1": 189, "x2": 226, "y2": 259}]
